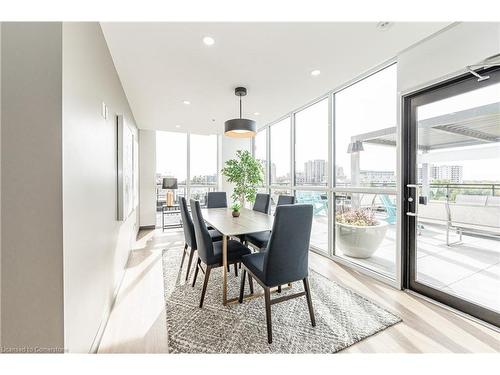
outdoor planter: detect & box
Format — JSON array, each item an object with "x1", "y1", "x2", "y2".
[{"x1": 335, "y1": 221, "x2": 388, "y2": 259}]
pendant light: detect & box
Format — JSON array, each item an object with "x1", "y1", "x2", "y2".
[{"x1": 224, "y1": 87, "x2": 256, "y2": 138}]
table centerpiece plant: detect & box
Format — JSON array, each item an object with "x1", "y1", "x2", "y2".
[{"x1": 231, "y1": 202, "x2": 241, "y2": 217}]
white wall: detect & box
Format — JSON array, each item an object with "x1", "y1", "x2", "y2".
[
  {"x1": 62, "y1": 22, "x2": 139, "y2": 353},
  {"x1": 398, "y1": 22, "x2": 500, "y2": 93},
  {"x1": 139, "y1": 129, "x2": 156, "y2": 228},
  {"x1": 1, "y1": 22, "x2": 65, "y2": 350},
  {"x1": 220, "y1": 136, "x2": 252, "y2": 204}
]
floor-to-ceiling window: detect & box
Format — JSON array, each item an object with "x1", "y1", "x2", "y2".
[
  {"x1": 294, "y1": 98, "x2": 330, "y2": 252},
  {"x1": 156, "y1": 131, "x2": 188, "y2": 218},
  {"x1": 190, "y1": 134, "x2": 218, "y2": 206},
  {"x1": 333, "y1": 63, "x2": 398, "y2": 278},
  {"x1": 270, "y1": 117, "x2": 291, "y2": 186},
  {"x1": 254, "y1": 62, "x2": 398, "y2": 282},
  {"x1": 156, "y1": 131, "x2": 218, "y2": 228},
  {"x1": 254, "y1": 128, "x2": 267, "y2": 186}
]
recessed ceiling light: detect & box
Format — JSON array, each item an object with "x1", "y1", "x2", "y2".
[
  {"x1": 310, "y1": 69, "x2": 321, "y2": 77},
  {"x1": 203, "y1": 36, "x2": 215, "y2": 46},
  {"x1": 183, "y1": 100, "x2": 191, "y2": 105},
  {"x1": 254, "y1": 112, "x2": 260, "y2": 116},
  {"x1": 175, "y1": 125, "x2": 181, "y2": 128}
]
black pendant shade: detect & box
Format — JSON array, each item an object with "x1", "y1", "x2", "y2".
[{"x1": 224, "y1": 87, "x2": 256, "y2": 138}]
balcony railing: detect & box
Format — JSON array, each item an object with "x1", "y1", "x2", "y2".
[{"x1": 426, "y1": 183, "x2": 499, "y2": 202}]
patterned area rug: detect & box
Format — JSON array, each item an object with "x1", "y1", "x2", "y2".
[{"x1": 162, "y1": 247, "x2": 401, "y2": 353}]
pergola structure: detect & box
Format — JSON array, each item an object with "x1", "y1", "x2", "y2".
[{"x1": 348, "y1": 102, "x2": 500, "y2": 197}]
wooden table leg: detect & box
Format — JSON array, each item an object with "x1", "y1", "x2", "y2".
[{"x1": 222, "y1": 235, "x2": 228, "y2": 305}]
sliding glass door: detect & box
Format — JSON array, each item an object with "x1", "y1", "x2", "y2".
[{"x1": 403, "y1": 68, "x2": 500, "y2": 327}]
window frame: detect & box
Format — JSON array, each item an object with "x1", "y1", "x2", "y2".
[
  {"x1": 156, "y1": 131, "x2": 220, "y2": 208},
  {"x1": 253, "y1": 58, "x2": 400, "y2": 288}
]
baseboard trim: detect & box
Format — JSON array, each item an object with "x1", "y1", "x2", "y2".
[
  {"x1": 139, "y1": 225, "x2": 156, "y2": 230},
  {"x1": 88, "y1": 254, "x2": 129, "y2": 354},
  {"x1": 88, "y1": 227, "x2": 139, "y2": 353}
]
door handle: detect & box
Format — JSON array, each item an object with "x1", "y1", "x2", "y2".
[{"x1": 406, "y1": 184, "x2": 419, "y2": 217}]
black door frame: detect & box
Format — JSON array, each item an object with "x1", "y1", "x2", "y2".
[{"x1": 402, "y1": 67, "x2": 500, "y2": 328}]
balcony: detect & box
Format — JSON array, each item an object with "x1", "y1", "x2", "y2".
[{"x1": 303, "y1": 184, "x2": 500, "y2": 313}]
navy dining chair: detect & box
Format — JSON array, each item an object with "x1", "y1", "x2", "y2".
[
  {"x1": 206, "y1": 192, "x2": 228, "y2": 208},
  {"x1": 245, "y1": 195, "x2": 295, "y2": 250},
  {"x1": 238, "y1": 204, "x2": 315, "y2": 343},
  {"x1": 190, "y1": 199, "x2": 253, "y2": 308},
  {"x1": 252, "y1": 193, "x2": 271, "y2": 214},
  {"x1": 179, "y1": 197, "x2": 222, "y2": 281}
]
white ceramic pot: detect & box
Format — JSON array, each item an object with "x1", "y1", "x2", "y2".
[{"x1": 335, "y1": 221, "x2": 388, "y2": 259}]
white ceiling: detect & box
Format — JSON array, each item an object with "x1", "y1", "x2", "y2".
[{"x1": 101, "y1": 22, "x2": 450, "y2": 135}]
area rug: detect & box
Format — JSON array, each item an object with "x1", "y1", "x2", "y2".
[{"x1": 162, "y1": 247, "x2": 401, "y2": 353}]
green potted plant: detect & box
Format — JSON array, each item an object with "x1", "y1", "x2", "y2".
[
  {"x1": 221, "y1": 150, "x2": 264, "y2": 209},
  {"x1": 231, "y1": 202, "x2": 241, "y2": 217}
]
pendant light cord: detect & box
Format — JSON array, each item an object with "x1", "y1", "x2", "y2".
[{"x1": 239, "y1": 96, "x2": 242, "y2": 119}]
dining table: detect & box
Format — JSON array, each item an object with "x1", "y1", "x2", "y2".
[{"x1": 201, "y1": 206, "x2": 274, "y2": 305}]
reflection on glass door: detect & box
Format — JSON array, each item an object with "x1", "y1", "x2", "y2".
[{"x1": 405, "y1": 69, "x2": 500, "y2": 326}]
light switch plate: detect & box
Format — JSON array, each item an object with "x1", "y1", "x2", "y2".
[{"x1": 102, "y1": 102, "x2": 108, "y2": 119}]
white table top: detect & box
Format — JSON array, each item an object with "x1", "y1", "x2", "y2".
[{"x1": 201, "y1": 207, "x2": 274, "y2": 236}]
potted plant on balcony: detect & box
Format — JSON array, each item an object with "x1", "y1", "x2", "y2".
[
  {"x1": 221, "y1": 150, "x2": 264, "y2": 208},
  {"x1": 231, "y1": 202, "x2": 241, "y2": 217},
  {"x1": 335, "y1": 208, "x2": 388, "y2": 258}
]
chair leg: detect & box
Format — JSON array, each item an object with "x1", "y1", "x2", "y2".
[
  {"x1": 239, "y1": 269, "x2": 247, "y2": 303},
  {"x1": 303, "y1": 278, "x2": 316, "y2": 327},
  {"x1": 199, "y1": 265, "x2": 212, "y2": 308},
  {"x1": 185, "y1": 248, "x2": 195, "y2": 282},
  {"x1": 234, "y1": 263, "x2": 238, "y2": 277},
  {"x1": 264, "y1": 287, "x2": 272, "y2": 344},
  {"x1": 248, "y1": 274, "x2": 254, "y2": 294},
  {"x1": 192, "y1": 257, "x2": 201, "y2": 287},
  {"x1": 179, "y1": 243, "x2": 188, "y2": 270}
]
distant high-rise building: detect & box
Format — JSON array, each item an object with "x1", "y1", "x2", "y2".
[
  {"x1": 295, "y1": 171, "x2": 306, "y2": 184},
  {"x1": 431, "y1": 165, "x2": 463, "y2": 183},
  {"x1": 304, "y1": 159, "x2": 327, "y2": 184}
]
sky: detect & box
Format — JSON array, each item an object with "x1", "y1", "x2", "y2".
[
  {"x1": 335, "y1": 63, "x2": 397, "y2": 181},
  {"x1": 417, "y1": 82, "x2": 500, "y2": 181},
  {"x1": 156, "y1": 132, "x2": 217, "y2": 182}
]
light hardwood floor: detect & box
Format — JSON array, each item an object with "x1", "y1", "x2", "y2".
[{"x1": 98, "y1": 228, "x2": 500, "y2": 353}]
